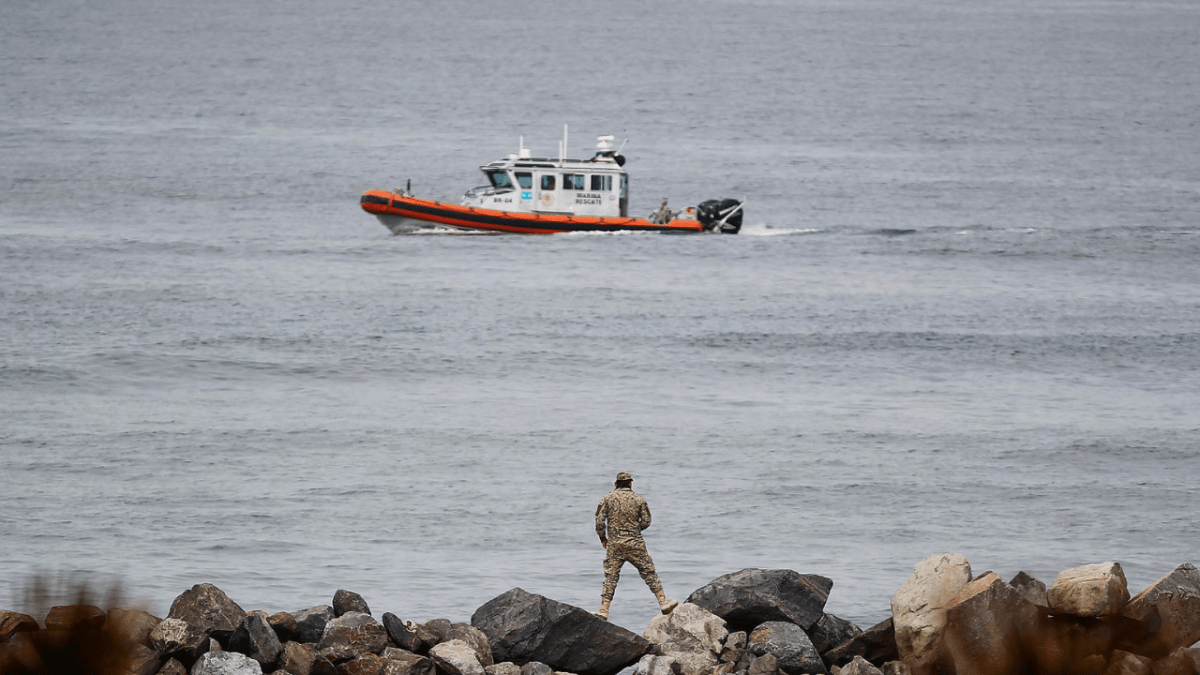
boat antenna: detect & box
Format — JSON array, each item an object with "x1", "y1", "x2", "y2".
[
  {"x1": 617, "y1": 138, "x2": 628, "y2": 155},
  {"x1": 562, "y1": 123, "x2": 568, "y2": 162}
]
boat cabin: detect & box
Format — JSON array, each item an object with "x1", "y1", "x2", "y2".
[{"x1": 461, "y1": 134, "x2": 629, "y2": 217}]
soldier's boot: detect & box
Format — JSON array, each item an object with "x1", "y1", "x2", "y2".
[
  {"x1": 655, "y1": 590, "x2": 678, "y2": 614},
  {"x1": 592, "y1": 599, "x2": 610, "y2": 620}
]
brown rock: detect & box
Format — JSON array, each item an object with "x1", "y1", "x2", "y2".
[
  {"x1": 824, "y1": 618, "x2": 898, "y2": 669},
  {"x1": 150, "y1": 617, "x2": 212, "y2": 664},
  {"x1": 317, "y1": 612, "x2": 388, "y2": 663},
  {"x1": 128, "y1": 643, "x2": 165, "y2": 675},
  {"x1": 447, "y1": 622, "x2": 495, "y2": 667},
  {"x1": 1103, "y1": 650, "x2": 1153, "y2": 675},
  {"x1": 45, "y1": 604, "x2": 107, "y2": 630},
  {"x1": 280, "y1": 641, "x2": 321, "y2": 675},
  {"x1": 891, "y1": 552, "x2": 972, "y2": 675},
  {"x1": 1120, "y1": 564, "x2": 1200, "y2": 660},
  {"x1": 271, "y1": 611, "x2": 302, "y2": 643},
  {"x1": 1152, "y1": 647, "x2": 1200, "y2": 675},
  {"x1": 339, "y1": 653, "x2": 385, "y2": 675},
  {"x1": 943, "y1": 572, "x2": 1042, "y2": 675},
  {"x1": 166, "y1": 583, "x2": 247, "y2": 643},
  {"x1": 109, "y1": 607, "x2": 162, "y2": 647},
  {"x1": 881, "y1": 662, "x2": 912, "y2": 675},
  {"x1": 747, "y1": 652, "x2": 779, "y2": 675},
  {"x1": 841, "y1": 656, "x2": 883, "y2": 675},
  {"x1": 382, "y1": 648, "x2": 435, "y2": 675},
  {"x1": 430, "y1": 639, "x2": 486, "y2": 675},
  {"x1": 0, "y1": 611, "x2": 40, "y2": 640},
  {"x1": 157, "y1": 657, "x2": 189, "y2": 675},
  {"x1": 1027, "y1": 615, "x2": 1117, "y2": 675},
  {"x1": 1047, "y1": 563, "x2": 1130, "y2": 618},
  {"x1": 334, "y1": 590, "x2": 372, "y2": 617}
]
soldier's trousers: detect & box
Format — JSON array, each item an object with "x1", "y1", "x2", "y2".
[{"x1": 601, "y1": 538, "x2": 663, "y2": 602}]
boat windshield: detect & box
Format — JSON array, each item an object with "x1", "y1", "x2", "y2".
[{"x1": 487, "y1": 171, "x2": 514, "y2": 190}]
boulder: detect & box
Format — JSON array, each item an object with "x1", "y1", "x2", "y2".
[
  {"x1": 644, "y1": 602, "x2": 729, "y2": 657},
  {"x1": 108, "y1": 607, "x2": 162, "y2": 647},
  {"x1": 811, "y1": 614, "x2": 862, "y2": 655},
  {"x1": 430, "y1": 639, "x2": 487, "y2": 675},
  {"x1": 722, "y1": 631, "x2": 748, "y2": 664},
  {"x1": 166, "y1": 584, "x2": 246, "y2": 644},
  {"x1": 270, "y1": 612, "x2": 302, "y2": 644},
  {"x1": 424, "y1": 619, "x2": 453, "y2": 645},
  {"x1": 841, "y1": 656, "x2": 884, "y2": 675},
  {"x1": 687, "y1": 569, "x2": 833, "y2": 632},
  {"x1": 127, "y1": 643, "x2": 164, "y2": 675},
  {"x1": 191, "y1": 650, "x2": 264, "y2": 675},
  {"x1": 943, "y1": 572, "x2": 1042, "y2": 675},
  {"x1": 486, "y1": 663, "x2": 523, "y2": 675},
  {"x1": 1010, "y1": 572, "x2": 1049, "y2": 610},
  {"x1": 881, "y1": 662, "x2": 912, "y2": 675},
  {"x1": 1103, "y1": 650, "x2": 1153, "y2": 675},
  {"x1": 0, "y1": 611, "x2": 40, "y2": 640},
  {"x1": 318, "y1": 612, "x2": 388, "y2": 663},
  {"x1": 1027, "y1": 614, "x2": 1117, "y2": 675},
  {"x1": 749, "y1": 621, "x2": 826, "y2": 675},
  {"x1": 228, "y1": 610, "x2": 283, "y2": 668},
  {"x1": 382, "y1": 613, "x2": 422, "y2": 653},
  {"x1": 1151, "y1": 647, "x2": 1200, "y2": 675},
  {"x1": 521, "y1": 662, "x2": 553, "y2": 675},
  {"x1": 1119, "y1": 564, "x2": 1200, "y2": 660},
  {"x1": 279, "y1": 642, "x2": 321, "y2": 675},
  {"x1": 293, "y1": 606, "x2": 336, "y2": 644},
  {"x1": 825, "y1": 618, "x2": 898, "y2": 669},
  {"x1": 890, "y1": 552, "x2": 973, "y2": 675},
  {"x1": 45, "y1": 604, "x2": 107, "y2": 631},
  {"x1": 334, "y1": 590, "x2": 372, "y2": 618},
  {"x1": 382, "y1": 648, "x2": 434, "y2": 675},
  {"x1": 448, "y1": 622, "x2": 495, "y2": 666},
  {"x1": 149, "y1": 617, "x2": 211, "y2": 664},
  {"x1": 1047, "y1": 563, "x2": 1131, "y2": 618},
  {"x1": 633, "y1": 654, "x2": 680, "y2": 675},
  {"x1": 158, "y1": 657, "x2": 188, "y2": 675},
  {"x1": 747, "y1": 652, "x2": 779, "y2": 675},
  {"x1": 338, "y1": 653, "x2": 385, "y2": 675},
  {"x1": 470, "y1": 587, "x2": 650, "y2": 675}
]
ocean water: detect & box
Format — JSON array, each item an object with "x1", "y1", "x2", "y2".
[{"x1": 2, "y1": 0, "x2": 1199, "y2": 633}]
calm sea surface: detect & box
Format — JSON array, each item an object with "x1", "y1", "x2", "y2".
[{"x1": 3, "y1": 0, "x2": 1199, "y2": 632}]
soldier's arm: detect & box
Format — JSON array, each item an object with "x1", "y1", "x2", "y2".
[
  {"x1": 595, "y1": 499, "x2": 608, "y2": 544},
  {"x1": 639, "y1": 499, "x2": 651, "y2": 531}
]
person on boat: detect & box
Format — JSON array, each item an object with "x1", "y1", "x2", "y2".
[{"x1": 593, "y1": 471, "x2": 678, "y2": 620}]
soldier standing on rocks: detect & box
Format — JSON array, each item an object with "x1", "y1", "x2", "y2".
[{"x1": 593, "y1": 471, "x2": 678, "y2": 620}]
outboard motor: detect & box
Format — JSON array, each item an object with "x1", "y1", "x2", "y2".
[{"x1": 696, "y1": 198, "x2": 745, "y2": 234}]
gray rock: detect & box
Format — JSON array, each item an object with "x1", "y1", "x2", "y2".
[
  {"x1": 317, "y1": 612, "x2": 389, "y2": 663},
  {"x1": 686, "y1": 569, "x2": 833, "y2": 632},
  {"x1": 879, "y1": 662, "x2": 910, "y2": 675},
  {"x1": 1010, "y1": 572, "x2": 1049, "y2": 610},
  {"x1": 151, "y1": 617, "x2": 212, "y2": 664},
  {"x1": 228, "y1": 611, "x2": 283, "y2": 668},
  {"x1": 167, "y1": 584, "x2": 247, "y2": 644},
  {"x1": 381, "y1": 648, "x2": 435, "y2": 675},
  {"x1": 448, "y1": 622, "x2": 495, "y2": 667},
  {"x1": 823, "y1": 618, "x2": 897, "y2": 669},
  {"x1": 430, "y1": 639, "x2": 486, "y2": 675},
  {"x1": 109, "y1": 607, "x2": 162, "y2": 648},
  {"x1": 748, "y1": 621, "x2": 826, "y2": 675},
  {"x1": 45, "y1": 604, "x2": 107, "y2": 631},
  {"x1": 292, "y1": 606, "x2": 336, "y2": 644},
  {"x1": 520, "y1": 662, "x2": 553, "y2": 675},
  {"x1": 643, "y1": 602, "x2": 728, "y2": 657},
  {"x1": 486, "y1": 663, "x2": 523, "y2": 675},
  {"x1": 633, "y1": 654, "x2": 679, "y2": 675},
  {"x1": 722, "y1": 631, "x2": 748, "y2": 664},
  {"x1": 424, "y1": 619, "x2": 453, "y2": 645},
  {"x1": 471, "y1": 587, "x2": 651, "y2": 675},
  {"x1": 334, "y1": 590, "x2": 372, "y2": 618},
  {"x1": 810, "y1": 614, "x2": 861, "y2": 655},
  {"x1": 190, "y1": 650, "x2": 264, "y2": 675},
  {"x1": 382, "y1": 613, "x2": 422, "y2": 653}
]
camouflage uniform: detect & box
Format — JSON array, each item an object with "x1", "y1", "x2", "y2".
[{"x1": 595, "y1": 486, "x2": 664, "y2": 602}]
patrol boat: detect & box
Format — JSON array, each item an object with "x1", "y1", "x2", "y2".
[{"x1": 360, "y1": 127, "x2": 745, "y2": 235}]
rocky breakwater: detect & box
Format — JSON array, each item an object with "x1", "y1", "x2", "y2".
[{"x1": 1, "y1": 559, "x2": 1197, "y2": 675}]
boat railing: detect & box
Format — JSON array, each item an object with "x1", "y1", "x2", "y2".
[{"x1": 464, "y1": 185, "x2": 515, "y2": 199}]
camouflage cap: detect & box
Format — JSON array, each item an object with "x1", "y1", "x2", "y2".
[{"x1": 616, "y1": 471, "x2": 633, "y2": 481}]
